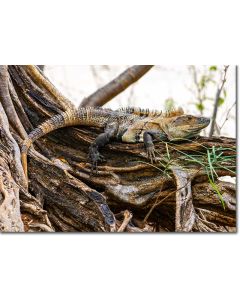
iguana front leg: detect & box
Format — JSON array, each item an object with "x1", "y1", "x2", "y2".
[
  {"x1": 143, "y1": 130, "x2": 168, "y2": 163},
  {"x1": 88, "y1": 122, "x2": 118, "y2": 173}
]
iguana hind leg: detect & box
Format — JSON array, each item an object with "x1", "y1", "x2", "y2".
[{"x1": 88, "y1": 122, "x2": 118, "y2": 173}]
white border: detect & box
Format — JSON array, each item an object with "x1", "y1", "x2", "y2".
[{"x1": 0, "y1": 1, "x2": 239, "y2": 299}]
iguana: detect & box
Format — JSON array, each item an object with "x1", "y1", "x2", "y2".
[{"x1": 21, "y1": 107, "x2": 210, "y2": 179}]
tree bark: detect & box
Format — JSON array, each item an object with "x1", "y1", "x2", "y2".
[{"x1": 0, "y1": 65, "x2": 236, "y2": 232}]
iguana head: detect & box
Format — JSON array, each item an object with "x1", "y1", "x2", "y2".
[{"x1": 162, "y1": 114, "x2": 210, "y2": 140}]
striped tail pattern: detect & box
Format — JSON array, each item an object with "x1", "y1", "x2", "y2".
[{"x1": 21, "y1": 108, "x2": 110, "y2": 180}]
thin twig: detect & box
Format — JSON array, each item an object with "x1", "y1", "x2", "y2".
[
  {"x1": 219, "y1": 66, "x2": 238, "y2": 130},
  {"x1": 127, "y1": 85, "x2": 136, "y2": 106},
  {"x1": 219, "y1": 101, "x2": 236, "y2": 130},
  {"x1": 209, "y1": 65, "x2": 229, "y2": 137},
  {"x1": 117, "y1": 210, "x2": 133, "y2": 232},
  {"x1": 188, "y1": 66, "x2": 204, "y2": 115},
  {"x1": 90, "y1": 66, "x2": 103, "y2": 88}
]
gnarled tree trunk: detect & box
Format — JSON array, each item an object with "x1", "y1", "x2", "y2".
[{"x1": 0, "y1": 65, "x2": 236, "y2": 232}]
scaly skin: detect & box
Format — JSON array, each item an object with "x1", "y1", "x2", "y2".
[{"x1": 21, "y1": 107, "x2": 210, "y2": 181}]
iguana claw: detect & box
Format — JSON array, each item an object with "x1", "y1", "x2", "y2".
[
  {"x1": 88, "y1": 146, "x2": 105, "y2": 174},
  {"x1": 146, "y1": 145, "x2": 156, "y2": 164}
]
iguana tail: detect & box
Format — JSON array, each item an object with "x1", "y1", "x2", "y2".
[
  {"x1": 21, "y1": 112, "x2": 69, "y2": 179},
  {"x1": 21, "y1": 108, "x2": 109, "y2": 179}
]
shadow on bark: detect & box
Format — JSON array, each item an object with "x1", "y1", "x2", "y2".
[{"x1": 0, "y1": 65, "x2": 236, "y2": 232}]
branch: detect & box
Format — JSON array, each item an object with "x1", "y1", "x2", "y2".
[
  {"x1": 209, "y1": 65, "x2": 229, "y2": 137},
  {"x1": 0, "y1": 65, "x2": 27, "y2": 139},
  {"x1": 24, "y1": 65, "x2": 75, "y2": 111},
  {"x1": 80, "y1": 65, "x2": 154, "y2": 107}
]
